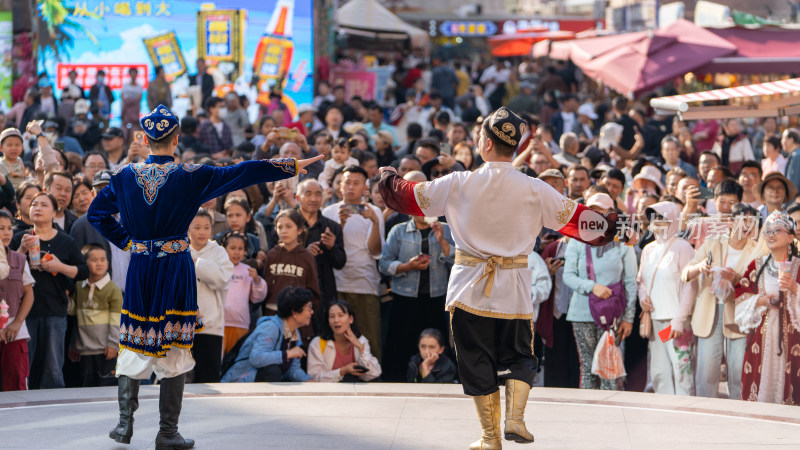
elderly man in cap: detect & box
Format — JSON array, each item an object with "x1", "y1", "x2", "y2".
[
  {"x1": 88, "y1": 104, "x2": 323, "y2": 449},
  {"x1": 379, "y1": 106, "x2": 627, "y2": 449}
]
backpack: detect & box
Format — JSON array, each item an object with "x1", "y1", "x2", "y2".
[{"x1": 221, "y1": 331, "x2": 253, "y2": 377}]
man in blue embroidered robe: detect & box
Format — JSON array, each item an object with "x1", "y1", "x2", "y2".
[{"x1": 88, "y1": 105, "x2": 322, "y2": 449}]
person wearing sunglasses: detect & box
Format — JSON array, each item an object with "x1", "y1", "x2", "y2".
[{"x1": 421, "y1": 157, "x2": 451, "y2": 181}]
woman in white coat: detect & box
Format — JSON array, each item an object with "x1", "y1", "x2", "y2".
[
  {"x1": 189, "y1": 209, "x2": 234, "y2": 383},
  {"x1": 307, "y1": 300, "x2": 382, "y2": 382}
]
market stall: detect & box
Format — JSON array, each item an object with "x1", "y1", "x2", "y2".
[
  {"x1": 576, "y1": 19, "x2": 736, "y2": 97},
  {"x1": 487, "y1": 30, "x2": 574, "y2": 57},
  {"x1": 336, "y1": 0, "x2": 429, "y2": 51},
  {"x1": 650, "y1": 77, "x2": 800, "y2": 120},
  {"x1": 699, "y1": 26, "x2": 800, "y2": 74}
]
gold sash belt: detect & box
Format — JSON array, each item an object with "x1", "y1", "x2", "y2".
[{"x1": 455, "y1": 249, "x2": 528, "y2": 297}]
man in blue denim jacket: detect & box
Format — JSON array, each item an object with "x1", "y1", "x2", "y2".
[
  {"x1": 221, "y1": 287, "x2": 313, "y2": 383},
  {"x1": 379, "y1": 173, "x2": 456, "y2": 380}
]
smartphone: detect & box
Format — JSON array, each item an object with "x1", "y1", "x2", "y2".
[
  {"x1": 276, "y1": 127, "x2": 299, "y2": 140},
  {"x1": 551, "y1": 256, "x2": 565, "y2": 264},
  {"x1": 54, "y1": 142, "x2": 64, "y2": 152},
  {"x1": 353, "y1": 365, "x2": 369, "y2": 373},
  {"x1": 133, "y1": 131, "x2": 145, "y2": 143},
  {"x1": 698, "y1": 187, "x2": 714, "y2": 200},
  {"x1": 341, "y1": 204, "x2": 365, "y2": 215},
  {"x1": 706, "y1": 251, "x2": 713, "y2": 266},
  {"x1": 440, "y1": 142, "x2": 452, "y2": 156}
]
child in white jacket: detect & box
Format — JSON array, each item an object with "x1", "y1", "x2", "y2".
[
  {"x1": 307, "y1": 300, "x2": 381, "y2": 382},
  {"x1": 189, "y1": 209, "x2": 234, "y2": 383}
]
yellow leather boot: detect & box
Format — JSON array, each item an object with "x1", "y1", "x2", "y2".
[
  {"x1": 469, "y1": 391, "x2": 502, "y2": 450},
  {"x1": 503, "y1": 379, "x2": 535, "y2": 443}
]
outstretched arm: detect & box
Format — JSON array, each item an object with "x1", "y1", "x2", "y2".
[
  {"x1": 537, "y1": 178, "x2": 621, "y2": 247},
  {"x1": 378, "y1": 167, "x2": 450, "y2": 218},
  {"x1": 378, "y1": 169, "x2": 425, "y2": 217},
  {"x1": 87, "y1": 183, "x2": 133, "y2": 250},
  {"x1": 199, "y1": 156, "x2": 323, "y2": 203}
]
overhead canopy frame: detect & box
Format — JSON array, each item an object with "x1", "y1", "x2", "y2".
[{"x1": 650, "y1": 78, "x2": 800, "y2": 120}]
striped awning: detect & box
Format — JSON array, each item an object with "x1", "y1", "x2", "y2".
[{"x1": 650, "y1": 78, "x2": 800, "y2": 119}]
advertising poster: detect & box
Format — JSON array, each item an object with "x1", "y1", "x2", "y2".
[
  {"x1": 0, "y1": 12, "x2": 12, "y2": 110},
  {"x1": 56, "y1": 63, "x2": 149, "y2": 90},
  {"x1": 38, "y1": 0, "x2": 313, "y2": 121},
  {"x1": 197, "y1": 9, "x2": 245, "y2": 81},
  {"x1": 143, "y1": 32, "x2": 188, "y2": 81},
  {"x1": 330, "y1": 70, "x2": 377, "y2": 101}
]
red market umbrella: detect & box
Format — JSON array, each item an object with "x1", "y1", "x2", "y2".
[
  {"x1": 488, "y1": 30, "x2": 574, "y2": 57},
  {"x1": 699, "y1": 26, "x2": 800, "y2": 74},
  {"x1": 578, "y1": 19, "x2": 736, "y2": 96},
  {"x1": 550, "y1": 30, "x2": 648, "y2": 64}
]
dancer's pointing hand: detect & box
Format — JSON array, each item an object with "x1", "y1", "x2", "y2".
[{"x1": 296, "y1": 155, "x2": 324, "y2": 175}]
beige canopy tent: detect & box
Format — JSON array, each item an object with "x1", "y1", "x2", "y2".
[
  {"x1": 650, "y1": 78, "x2": 800, "y2": 120},
  {"x1": 336, "y1": 0, "x2": 429, "y2": 50}
]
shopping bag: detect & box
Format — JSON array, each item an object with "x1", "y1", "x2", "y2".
[
  {"x1": 591, "y1": 330, "x2": 627, "y2": 380},
  {"x1": 639, "y1": 310, "x2": 652, "y2": 339}
]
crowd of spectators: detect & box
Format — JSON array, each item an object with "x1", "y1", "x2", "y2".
[{"x1": 0, "y1": 56, "x2": 798, "y2": 406}]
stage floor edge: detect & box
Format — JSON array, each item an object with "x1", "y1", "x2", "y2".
[{"x1": 1, "y1": 383, "x2": 799, "y2": 449}]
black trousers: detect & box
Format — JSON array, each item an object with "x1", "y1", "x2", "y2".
[
  {"x1": 79, "y1": 354, "x2": 117, "y2": 387},
  {"x1": 255, "y1": 364, "x2": 283, "y2": 382},
  {"x1": 382, "y1": 293, "x2": 448, "y2": 382},
  {"x1": 451, "y1": 307, "x2": 535, "y2": 396},
  {"x1": 191, "y1": 334, "x2": 223, "y2": 383},
  {"x1": 543, "y1": 315, "x2": 580, "y2": 388}
]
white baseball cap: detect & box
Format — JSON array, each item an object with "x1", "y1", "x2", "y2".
[{"x1": 577, "y1": 103, "x2": 598, "y2": 120}]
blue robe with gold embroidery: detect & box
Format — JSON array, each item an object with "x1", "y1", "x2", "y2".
[{"x1": 87, "y1": 155, "x2": 298, "y2": 357}]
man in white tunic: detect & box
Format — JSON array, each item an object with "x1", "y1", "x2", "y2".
[{"x1": 378, "y1": 107, "x2": 622, "y2": 449}]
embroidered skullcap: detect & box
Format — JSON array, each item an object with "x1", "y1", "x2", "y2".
[
  {"x1": 485, "y1": 106, "x2": 525, "y2": 147},
  {"x1": 139, "y1": 104, "x2": 179, "y2": 142},
  {"x1": 765, "y1": 210, "x2": 795, "y2": 234}
]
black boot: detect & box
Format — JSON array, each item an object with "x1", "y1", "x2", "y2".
[
  {"x1": 155, "y1": 374, "x2": 195, "y2": 450},
  {"x1": 109, "y1": 375, "x2": 140, "y2": 444}
]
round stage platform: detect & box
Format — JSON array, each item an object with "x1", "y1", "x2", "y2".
[{"x1": 1, "y1": 383, "x2": 798, "y2": 449}]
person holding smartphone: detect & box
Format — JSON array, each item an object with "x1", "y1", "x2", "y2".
[
  {"x1": 322, "y1": 166, "x2": 385, "y2": 361},
  {"x1": 306, "y1": 300, "x2": 381, "y2": 382},
  {"x1": 379, "y1": 171, "x2": 455, "y2": 381}
]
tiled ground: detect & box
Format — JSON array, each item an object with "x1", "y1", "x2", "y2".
[{"x1": 1, "y1": 383, "x2": 799, "y2": 449}]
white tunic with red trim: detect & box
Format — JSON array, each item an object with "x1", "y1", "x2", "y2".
[{"x1": 379, "y1": 161, "x2": 614, "y2": 320}]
